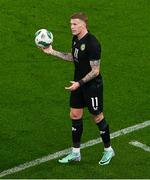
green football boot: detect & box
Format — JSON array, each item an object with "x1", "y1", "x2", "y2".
[
  {"x1": 58, "y1": 151, "x2": 81, "y2": 163},
  {"x1": 99, "y1": 149, "x2": 115, "y2": 165}
]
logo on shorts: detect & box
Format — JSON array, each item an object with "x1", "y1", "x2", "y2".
[
  {"x1": 80, "y1": 44, "x2": 85, "y2": 51},
  {"x1": 100, "y1": 131, "x2": 105, "y2": 135},
  {"x1": 72, "y1": 127, "x2": 77, "y2": 131}
]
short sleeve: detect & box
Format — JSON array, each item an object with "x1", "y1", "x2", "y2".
[{"x1": 87, "y1": 37, "x2": 101, "y2": 61}]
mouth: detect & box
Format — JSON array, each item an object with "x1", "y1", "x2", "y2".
[{"x1": 71, "y1": 30, "x2": 76, "y2": 34}]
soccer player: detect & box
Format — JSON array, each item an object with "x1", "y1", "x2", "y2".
[{"x1": 40, "y1": 12, "x2": 115, "y2": 165}]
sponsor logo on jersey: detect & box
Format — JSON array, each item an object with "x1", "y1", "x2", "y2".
[{"x1": 80, "y1": 44, "x2": 85, "y2": 51}]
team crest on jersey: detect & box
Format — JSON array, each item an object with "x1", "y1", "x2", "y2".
[{"x1": 80, "y1": 44, "x2": 85, "y2": 51}]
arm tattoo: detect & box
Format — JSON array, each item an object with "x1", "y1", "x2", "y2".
[
  {"x1": 52, "y1": 50, "x2": 73, "y2": 62},
  {"x1": 81, "y1": 60, "x2": 100, "y2": 84}
]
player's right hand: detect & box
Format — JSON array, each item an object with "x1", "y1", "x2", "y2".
[{"x1": 41, "y1": 45, "x2": 53, "y2": 55}]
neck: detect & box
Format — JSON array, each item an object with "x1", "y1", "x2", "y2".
[{"x1": 77, "y1": 29, "x2": 88, "y2": 40}]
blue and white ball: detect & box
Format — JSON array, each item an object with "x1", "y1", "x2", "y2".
[{"x1": 35, "y1": 29, "x2": 53, "y2": 48}]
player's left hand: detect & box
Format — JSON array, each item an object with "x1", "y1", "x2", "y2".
[{"x1": 65, "y1": 81, "x2": 80, "y2": 91}]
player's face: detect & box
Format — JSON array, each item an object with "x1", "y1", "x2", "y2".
[{"x1": 70, "y1": 19, "x2": 86, "y2": 36}]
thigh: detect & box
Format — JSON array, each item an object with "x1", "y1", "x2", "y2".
[
  {"x1": 70, "y1": 88, "x2": 86, "y2": 108},
  {"x1": 83, "y1": 83, "x2": 103, "y2": 115}
]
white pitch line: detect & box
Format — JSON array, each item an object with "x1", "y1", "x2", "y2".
[
  {"x1": 129, "y1": 141, "x2": 150, "y2": 152},
  {"x1": 0, "y1": 120, "x2": 150, "y2": 178}
]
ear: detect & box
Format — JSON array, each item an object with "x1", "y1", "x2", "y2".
[{"x1": 81, "y1": 21, "x2": 86, "y2": 28}]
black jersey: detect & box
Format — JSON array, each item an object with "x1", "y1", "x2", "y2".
[{"x1": 72, "y1": 32, "x2": 102, "y2": 83}]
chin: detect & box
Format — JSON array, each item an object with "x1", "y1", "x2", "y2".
[{"x1": 72, "y1": 31, "x2": 78, "y2": 35}]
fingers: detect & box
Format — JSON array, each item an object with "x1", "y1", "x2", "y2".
[
  {"x1": 65, "y1": 81, "x2": 75, "y2": 89},
  {"x1": 65, "y1": 81, "x2": 79, "y2": 91},
  {"x1": 70, "y1": 81, "x2": 75, "y2": 84},
  {"x1": 37, "y1": 45, "x2": 52, "y2": 53},
  {"x1": 43, "y1": 45, "x2": 51, "y2": 49},
  {"x1": 65, "y1": 86, "x2": 71, "y2": 90},
  {"x1": 65, "y1": 81, "x2": 75, "y2": 90},
  {"x1": 65, "y1": 84, "x2": 73, "y2": 91}
]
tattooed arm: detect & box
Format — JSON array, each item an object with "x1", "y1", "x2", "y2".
[
  {"x1": 79, "y1": 60, "x2": 100, "y2": 85},
  {"x1": 42, "y1": 45, "x2": 73, "y2": 62},
  {"x1": 51, "y1": 50, "x2": 73, "y2": 61},
  {"x1": 65, "y1": 60, "x2": 100, "y2": 91}
]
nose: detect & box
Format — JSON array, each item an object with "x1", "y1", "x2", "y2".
[
  {"x1": 71, "y1": 25, "x2": 74, "y2": 30},
  {"x1": 71, "y1": 23, "x2": 75, "y2": 28}
]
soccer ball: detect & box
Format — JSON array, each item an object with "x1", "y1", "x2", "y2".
[{"x1": 35, "y1": 29, "x2": 53, "y2": 48}]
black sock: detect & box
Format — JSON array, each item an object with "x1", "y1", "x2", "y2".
[
  {"x1": 72, "y1": 119, "x2": 83, "y2": 148},
  {"x1": 96, "y1": 118, "x2": 110, "y2": 148}
]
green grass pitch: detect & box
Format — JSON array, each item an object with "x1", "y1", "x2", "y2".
[{"x1": 0, "y1": 0, "x2": 149, "y2": 178}]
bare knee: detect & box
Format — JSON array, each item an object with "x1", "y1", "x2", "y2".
[
  {"x1": 93, "y1": 112, "x2": 104, "y2": 123},
  {"x1": 70, "y1": 108, "x2": 83, "y2": 119}
]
